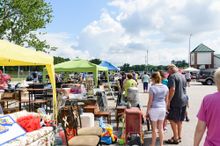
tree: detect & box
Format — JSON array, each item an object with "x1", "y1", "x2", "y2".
[
  {"x1": 90, "y1": 58, "x2": 101, "y2": 65},
  {"x1": 0, "y1": 0, "x2": 55, "y2": 52},
  {"x1": 54, "y1": 56, "x2": 70, "y2": 64},
  {"x1": 171, "y1": 60, "x2": 188, "y2": 68},
  {"x1": 120, "y1": 63, "x2": 130, "y2": 72}
]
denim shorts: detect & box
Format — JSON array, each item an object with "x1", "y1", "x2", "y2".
[{"x1": 167, "y1": 106, "x2": 186, "y2": 121}]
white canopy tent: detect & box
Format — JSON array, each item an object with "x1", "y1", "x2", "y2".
[{"x1": 184, "y1": 67, "x2": 199, "y2": 72}]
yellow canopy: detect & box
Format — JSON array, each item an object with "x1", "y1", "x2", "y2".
[{"x1": 0, "y1": 40, "x2": 57, "y2": 119}]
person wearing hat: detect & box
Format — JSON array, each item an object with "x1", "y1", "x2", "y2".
[{"x1": 165, "y1": 64, "x2": 188, "y2": 144}]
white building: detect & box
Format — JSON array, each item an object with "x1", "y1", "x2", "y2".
[
  {"x1": 190, "y1": 44, "x2": 220, "y2": 69},
  {"x1": 214, "y1": 54, "x2": 220, "y2": 68}
]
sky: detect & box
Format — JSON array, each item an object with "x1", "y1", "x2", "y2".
[{"x1": 42, "y1": 0, "x2": 220, "y2": 66}]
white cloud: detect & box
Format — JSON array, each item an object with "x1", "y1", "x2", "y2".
[
  {"x1": 45, "y1": 0, "x2": 220, "y2": 66},
  {"x1": 39, "y1": 32, "x2": 90, "y2": 59},
  {"x1": 75, "y1": 12, "x2": 125, "y2": 57}
]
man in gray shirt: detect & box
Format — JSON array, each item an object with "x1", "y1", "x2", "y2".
[{"x1": 166, "y1": 64, "x2": 187, "y2": 144}]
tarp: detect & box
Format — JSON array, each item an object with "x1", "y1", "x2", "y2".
[
  {"x1": 184, "y1": 67, "x2": 199, "y2": 72},
  {"x1": 99, "y1": 60, "x2": 120, "y2": 71},
  {"x1": 54, "y1": 58, "x2": 108, "y2": 86},
  {"x1": 0, "y1": 40, "x2": 57, "y2": 120}
]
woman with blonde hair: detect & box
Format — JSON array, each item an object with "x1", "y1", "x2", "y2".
[
  {"x1": 194, "y1": 68, "x2": 220, "y2": 146},
  {"x1": 147, "y1": 72, "x2": 169, "y2": 146}
]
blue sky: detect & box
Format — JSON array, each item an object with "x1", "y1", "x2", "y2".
[
  {"x1": 42, "y1": 0, "x2": 220, "y2": 65},
  {"x1": 46, "y1": 0, "x2": 109, "y2": 35}
]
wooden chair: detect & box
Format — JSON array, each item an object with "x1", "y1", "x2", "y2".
[
  {"x1": 27, "y1": 84, "x2": 49, "y2": 112},
  {"x1": 1, "y1": 91, "x2": 20, "y2": 114},
  {"x1": 115, "y1": 106, "x2": 126, "y2": 130},
  {"x1": 59, "y1": 106, "x2": 101, "y2": 146},
  {"x1": 64, "y1": 101, "x2": 102, "y2": 135}
]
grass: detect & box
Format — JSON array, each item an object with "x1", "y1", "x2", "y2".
[{"x1": 5, "y1": 71, "x2": 29, "y2": 82}]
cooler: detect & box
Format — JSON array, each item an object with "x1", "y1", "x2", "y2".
[{"x1": 80, "y1": 112, "x2": 95, "y2": 128}]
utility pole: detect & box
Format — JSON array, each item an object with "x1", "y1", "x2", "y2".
[
  {"x1": 147, "y1": 49, "x2": 149, "y2": 67},
  {"x1": 145, "y1": 49, "x2": 148, "y2": 72},
  {"x1": 145, "y1": 54, "x2": 146, "y2": 71},
  {"x1": 189, "y1": 33, "x2": 192, "y2": 67}
]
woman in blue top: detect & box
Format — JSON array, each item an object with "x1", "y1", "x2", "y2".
[
  {"x1": 147, "y1": 72, "x2": 169, "y2": 146},
  {"x1": 159, "y1": 70, "x2": 168, "y2": 86}
]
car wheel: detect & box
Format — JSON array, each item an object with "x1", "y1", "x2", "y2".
[{"x1": 206, "y1": 79, "x2": 213, "y2": 85}]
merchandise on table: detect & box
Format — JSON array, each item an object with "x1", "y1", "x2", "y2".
[
  {"x1": 0, "y1": 125, "x2": 8, "y2": 134},
  {"x1": 0, "y1": 118, "x2": 13, "y2": 126}
]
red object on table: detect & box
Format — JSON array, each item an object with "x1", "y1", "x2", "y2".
[
  {"x1": 125, "y1": 107, "x2": 142, "y2": 144},
  {"x1": 16, "y1": 115, "x2": 41, "y2": 132}
]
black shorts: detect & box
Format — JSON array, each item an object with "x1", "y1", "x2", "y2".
[{"x1": 167, "y1": 106, "x2": 186, "y2": 122}]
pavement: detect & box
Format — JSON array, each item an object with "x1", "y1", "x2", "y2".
[{"x1": 105, "y1": 80, "x2": 216, "y2": 146}]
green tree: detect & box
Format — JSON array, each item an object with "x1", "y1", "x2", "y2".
[
  {"x1": 90, "y1": 58, "x2": 101, "y2": 65},
  {"x1": 54, "y1": 56, "x2": 70, "y2": 64},
  {"x1": 171, "y1": 60, "x2": 188, "y2": 68},
  {"x1": 120, "y1": 63, "x2": 130, "y2": 72},
  {"x1": 0, "y1": 0, "x2": 55, "y2": 52}
]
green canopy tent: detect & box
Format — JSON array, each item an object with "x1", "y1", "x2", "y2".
[{"x1": 54, "y1": 58, "x2": 109, "y2": 86}]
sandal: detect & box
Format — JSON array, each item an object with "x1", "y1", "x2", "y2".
[
  {"x1": 179, "y1": 137, "x2": 182, "y2": 143},
  {"x1": 170, "y1": 136, "x2": 182, "y2": 143},
  {"x1": 165, "y1": 137, "x2": 179, "y2": 144}
]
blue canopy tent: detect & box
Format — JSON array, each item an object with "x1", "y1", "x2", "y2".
[{"x1": 99, "y1": 61, "x2": 120, "y2": 71}]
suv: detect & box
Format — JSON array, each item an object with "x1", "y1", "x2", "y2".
[{"x1": 197, "y1": 69, "x2": 216, "y2": 85}]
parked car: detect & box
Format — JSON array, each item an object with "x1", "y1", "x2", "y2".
[{"x1": 197, "y1": 69, "x2": 216, "y2": 85}]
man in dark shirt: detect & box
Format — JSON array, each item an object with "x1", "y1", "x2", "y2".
[{"x1": 166, "y1": 64, "x2": 187, "y2": 144}]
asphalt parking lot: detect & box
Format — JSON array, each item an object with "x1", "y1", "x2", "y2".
[
  {"x1": 108, "y1": 81, "x2": 216, "y2": 146},
  {"x1": 140, "y1": 81, "x2": 216, "y2": 146}
]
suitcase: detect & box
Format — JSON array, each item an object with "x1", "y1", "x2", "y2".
[{"x1": 125, "y1": 107, "x2": 143, "y2": 144}]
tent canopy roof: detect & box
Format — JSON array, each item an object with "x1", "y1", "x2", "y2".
[
  {"x1": 54, "y1": 58, "x2": 108, "y2": 72},
  {"x1": 99, "y1": 60, "x2": 120, "y2": 71},
  {"x1": 184, "y1": 67, "x2": 199, "y2": 72},
  {"x1": 0, "y1": 40, "x2": 57, "y2": 120},
  {"x1": 0, "y1": 40, "x2": 53, "y2": 66}
]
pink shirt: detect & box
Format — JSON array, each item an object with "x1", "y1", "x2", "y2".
[{"x1": 197, "y1": 92, "x2": 220, "y2": 146}]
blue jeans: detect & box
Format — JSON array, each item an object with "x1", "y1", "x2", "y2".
[{"x1": 143, "y1": 82, "x2": 148, "y2": 91}]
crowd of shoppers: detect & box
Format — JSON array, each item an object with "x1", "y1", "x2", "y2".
[{"x1": 144, "y1": 64, "x2": 188, "y2": 145}]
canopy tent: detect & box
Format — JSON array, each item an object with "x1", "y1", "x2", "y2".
[
  {"x1": 0, "y1": 40, "x2": 57, "y2": 119},
  {"x1": 184, "y1": 67, "x2": 200, "y2": 72},
  {"x1": 54, "y1": 59, "x2": 108, "y2": 86},
  {"x1": 99, "y1": 60, "x2": 120, "y2": 71}
]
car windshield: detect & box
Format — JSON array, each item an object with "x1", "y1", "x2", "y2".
[{"x1": 199, "y1": 70, "x2": 215, "y2": 76}]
